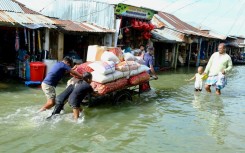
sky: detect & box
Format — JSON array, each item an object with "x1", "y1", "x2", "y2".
[{"x1": 17, "y1": 0, "x2": 245, "y2": 37}]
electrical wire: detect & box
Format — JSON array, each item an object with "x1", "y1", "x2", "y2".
[
  {"x1": 226, "y1": 2, "x2": 245, "y2": 35},
  {"x1": 237, "y1": 17, "x2": 245, "y2": 34},
  {"x1": 198, "y1": 0, "x2": 221, "y2": 28},
  {"x1": 209, "y1": 1, "x2": 241, "y2": 27},
  {"x1": 39, "y1": 0, "x2": 57, "y2": 12},
  {"x1": 61, "y1": 0, "x2": 128, "y2": 28},
  {"x1": 171, "y1": 0, "x2": 202, "y2": 14},
  {"x1": 160, "y1": 0, "x2": 181, "y2": 11},
  {"x1": 74, "y1": 0, "x2": 128, "y2": 21}
]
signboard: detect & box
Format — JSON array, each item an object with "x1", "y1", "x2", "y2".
[{"x1": 115, "y1": 3, "x2": 156, "y2": 20}]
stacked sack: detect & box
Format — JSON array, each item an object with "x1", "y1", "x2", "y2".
[
  {"x1": 71, "y1": 46, "x2": 151, "y2": 95},
  {"x1": 121, "y1": 53, "x2": 151, "y2": 85},
  {"x1": 90, "y1": 51, "x2": 129, "y2": 95}
]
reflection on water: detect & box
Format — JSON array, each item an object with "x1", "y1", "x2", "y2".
[
  {"x1": 0, "y1": 66, "x2": 245, "y2": 152},
  {"x1": 192, "y1": 93, "x2": 227, "y2": 145}
]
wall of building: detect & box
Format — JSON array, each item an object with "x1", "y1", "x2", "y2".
[{"x1": 42, "y1": 0, "x2": 115, "y2": 30}]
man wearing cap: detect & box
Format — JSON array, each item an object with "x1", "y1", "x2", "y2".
[{"x1": 39, "y1": 56, "x2": 83, "y2": 112}]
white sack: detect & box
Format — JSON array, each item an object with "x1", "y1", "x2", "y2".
[
  {"x1": 101, "y1": 51, "x2": 120, "y2": 64},
  {"x1": 88, "y1": 61, "x2": 115, "y2": 75}
]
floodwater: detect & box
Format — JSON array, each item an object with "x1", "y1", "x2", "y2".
[{"x1": 0, "y1": 66, "x2": 245, "y2": 153}]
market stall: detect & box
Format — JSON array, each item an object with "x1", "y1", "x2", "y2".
[{"x1": 114, "y1": 3, "x2": 157, "y2": 51}]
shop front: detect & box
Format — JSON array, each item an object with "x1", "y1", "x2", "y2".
[
  {"x1": 0, "y1": 26, "x2": 52, "y2": 81},
  {"x1": 114, "y1": 3, "x2": 156, "y2": 52},
  {"x1": 52, "y1": 19, "x2": 115, "y2": 64}
]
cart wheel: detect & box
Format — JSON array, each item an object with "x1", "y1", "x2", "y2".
[{"x1": 113, "y1": 90, "x2": 132, "y2": 106}]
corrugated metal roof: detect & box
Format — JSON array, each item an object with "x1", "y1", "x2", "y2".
[
  {"x1": 52, "y1": 18, "x2": 115, "y2": 33},
  {"x1": 12, "y1": 0, "x2": 40, "y2": 14},
  {"x1": 226, "y1": 42, "x2": 239, "y2": 47},
  {"x1": 0, "y1": 10, "x2": 15, "y2": 23},
  {"x1": 238, "y1": 43, "x2": 245, "y2": 48},
  {"x1": 154, "y1": 12, "x2": 216, "y2": 39},
  {"x1": 151, "y1": 28, "x2": 186, "y2": 43},
  {"x1": 42, "y1": 0, "x2": 115, "y2": 30},
  {"x1": 0, "y1": 0, "x2": 24, "y2": 13},
  {"x1": 0, "y1": 11, "x2": 55, "y2": 26},
  {"x1": 207, "y1": 31, "x2": 226, "y2": 40},
  {"x1": 151, "y1": 16, "x2": 165, "y2": 28},
  {"x1": 157, "y1": 12, "x2": 200, "y2": 33}
]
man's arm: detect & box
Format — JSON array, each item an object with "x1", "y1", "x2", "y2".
[
  {"x1": 150, "y1": 65, "x2": 158, "y2": 79},
  {"x1": 224, "y1": 56, "x2": 233, "y2": 74},
  {"x1": 70, "y1": 69, "x2": 83, "y2": 79},
  {"x1": 204, "y1": 53, "x2": 214, "y2": 74}
]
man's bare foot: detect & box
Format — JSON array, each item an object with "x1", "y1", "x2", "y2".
[{"x1": 216, "y1": 91, "x2": 221, "y2": 95}]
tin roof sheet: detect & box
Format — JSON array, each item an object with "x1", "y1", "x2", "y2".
[
  {"x1": 0, "y1": 10, "x2": 15, "y2": 23},
  {"x1": 151, "y1": 28, "x2": 186, "y2": 43},
  {"x1": 154, "y1": 12, "x2": 216, "y2": 39},
  {"x1": 42, "y1": 0, "x2": 115, "y2": 30},
  {"x1": 0, "y1": 0, "x2": 24, "y2": 13},
  {"x1": 12, "y1": 0, "x2": 40, "y2": 14},
  {"x1": 0, "y1": 11, "x2": 54, "y2": 24},
  {"x1": 53, "y1": 18, "x2": 115, "y2": 33}
]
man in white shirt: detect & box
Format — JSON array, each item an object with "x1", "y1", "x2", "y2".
[{"x1": 204, "y1": 43, "x2": 232, "y2": 95}]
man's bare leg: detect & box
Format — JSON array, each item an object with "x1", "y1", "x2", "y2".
[
  {"x1": 39, "y1": 99, "x2": 55, "y2": 112},
  {"x1": 205, "y1": 85, "x2": 211, "y2": 93},
  {"x1": 216, "y1": 89, "x2": 221, "y2": 95},
  {"x1": 73, "y1": 108, "x2": 80, "y2": 121}
]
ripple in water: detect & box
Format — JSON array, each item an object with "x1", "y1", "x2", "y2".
[{"x1": 0, "y1": 106, "x2": 85, "y2": 129}]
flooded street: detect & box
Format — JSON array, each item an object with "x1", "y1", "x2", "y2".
[{"x1": 0, "y1": 66, "x2": 245, "y2": 153}]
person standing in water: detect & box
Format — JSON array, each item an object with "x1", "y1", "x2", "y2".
[
  {"x1": 139, "y1": 46, "x2": 158, "y2": 92},
  {"x1": 68, "y1": 72, "x2": 96, "y2": 120},
  {"x1": 203, "y1": 43, "x2": 232, "y2": 95},
  {"x1": 39, "y1": 56, "x2": 83, "y2": 112},
  {"x1": 186, "y1": 66, "x2": 204, "y2": 92}
]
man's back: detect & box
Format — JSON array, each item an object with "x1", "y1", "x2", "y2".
[
  {"x1": 68, "y1": 81, "x2": 93, "y2": 103},
  {"x1": 43, "y1": 62, "x2": 71, "y2": 87}
]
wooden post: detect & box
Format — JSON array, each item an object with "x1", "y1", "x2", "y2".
[
  {"x1": 57, "y1": 32, "x2": 64, "y2": 61},
  {"x1": 206, "y1": 41, "x2": 210, "y2": 59},
  {"x1": 184, "y1": 44, "x2": 187, "y2": 64},
  {"x1": 37, "y1": 30, "x2": 41, "y2": 53},
  {"x1": 188, "y1": 43, "x2": 192, "y2": 67},
  {"x1": 44, "y1": 28, "x2": 50, "y2": 51},
  {"x1": 174, "y1": 43, "x2": 179, "y2": 69},
  {"x1": 196, "y1": 38, "x2": 202, "y2": 67},
  {"x1": 28, "y1": 29, "x2": 30, "y2": 53},
  {"x1": 33, "y1": 30, "x2": 35, "y2": 55},
  {"x1": 171, "y1": 44, "x2": 176, "y2": 68}
]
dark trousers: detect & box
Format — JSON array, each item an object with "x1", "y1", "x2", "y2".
[{"x1": 51, "y1": 84, "x2": 74, "y2": 115}]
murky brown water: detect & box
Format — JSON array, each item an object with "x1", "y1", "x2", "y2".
[{"x1": 0, "y1": 66, "x2": 245, "y2": 153}]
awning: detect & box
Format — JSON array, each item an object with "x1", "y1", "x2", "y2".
[
  {"x1": 0, "y1": 11, "x2": 56, "y2": 29},
  {"x1": 20, "y1": 23, "x2": 56, "y2": 29},
  {"x1": 52, "y1": 19, "x2": 115, "y2": 33},
  {"x1": 152, "y1": 13, "x2": 217, "y2": 39},
  {"x1": 238, "y1": 43, "x2": 245, "y2": 48},
  {"x1": 151, "y1": 28, "x2": 186, "y2": 43},
  {"x1": 226, "y1": 42, "x2": 239, "y2": 48}
]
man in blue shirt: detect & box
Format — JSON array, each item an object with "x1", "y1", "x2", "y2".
[
  {"x1": 39, "y1": 56, "x2": 83, "y2": 112},
  {"x1": 140, "y1": 47, "x2": 158, "y2": 92},
  {"x1": 143, "y1": 47, "x2": 158, "y2": 79}
]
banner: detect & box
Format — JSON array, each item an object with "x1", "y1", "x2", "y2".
[{"x1": 115, "y1": 3, "x2": 155, "y2": 20}]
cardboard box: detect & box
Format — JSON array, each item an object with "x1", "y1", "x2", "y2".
[{"x1": 86, "y1": 45, "x2": 107, "y2": 62}]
